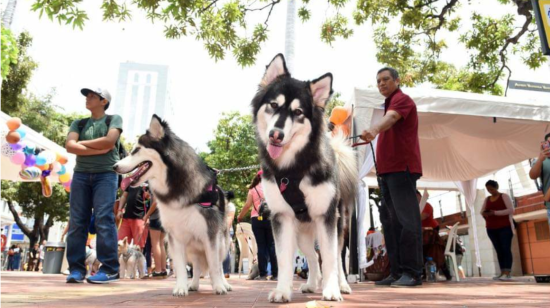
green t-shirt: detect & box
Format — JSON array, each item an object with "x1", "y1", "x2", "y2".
[
  {"x1": 69, "y1": 115, "x2": 123, "y2": 173},
  {"x1": 533, "y1": 157, "x2": 550, "y2": 209}
]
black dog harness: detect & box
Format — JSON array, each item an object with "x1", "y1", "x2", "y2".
[
  {"x1": 195, "y1": 167, "x2": 220, "y2": 208},
  {"x1": 274, "y1": 174, "x2": 309, "y2": 217}
]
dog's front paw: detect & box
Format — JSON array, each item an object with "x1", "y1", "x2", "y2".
[
  {"x1": 188, "y1": 281, "x2": 199, "y2": 291},
  {"x1": 268, "y1": 288, "x2": 292, "y2": 303},
  {"x1": 322, "y1": 284, "x2": 343, "y2": 302},
  {"x1": 212, "y1": 284, "x2": 228, "y2": 295},
  {"x1": 340, "y1": 281, "x2": 352, "y2": 294},
  {"x1": 173, "y1": 284, "x2": 189, "y2": 297},
  {"x1": 223, "y1": 282, "x2": 233, "y2": 292},
  {"x1": 300, "y1": 283, "x2": 316, "y2": 293}
]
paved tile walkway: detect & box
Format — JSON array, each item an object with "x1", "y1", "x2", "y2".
[{"x1": 1, "y1": 271, "x2": 549, "y2": 307}]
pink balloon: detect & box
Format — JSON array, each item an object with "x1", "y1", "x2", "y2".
[
  {"x1": 10, "y1": 152, "x2": 25, "y2": 165},
  {"x1": 63, "y1": 180, "x2": 72, "y2": 188}
]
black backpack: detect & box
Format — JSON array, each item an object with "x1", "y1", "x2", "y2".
[{"x1": 77, "y1": 115, "x2": 127, "y2": 188}]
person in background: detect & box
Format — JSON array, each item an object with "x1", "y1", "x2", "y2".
[
  {"x1": 237, "y1": 171, "x2": 278, "y2": 281},
  {"x1": 12, "y1": 244, "x2": 21, "y2": 271},
  {"x1": 223, "y1": 191, "x2": 236, "y2": 279},
  {"x1": 27, "y1": 243, "x2": 39, "y2": 271},
  {"x1": 481, "y1": 180, "x2": 515, "y2": 281},
  {"x1": 38, "y1": 240, "x2": 46, "y2": 271},
  {"x1": 530, "y1": 133, "x2": 550, "y2": 230},
  {"x1": 417, "y1": 191, "x2": 439, "y2": 231},
  {"x1": 144, "y1": 192, "x2": 167, "y2": 278},
  {"x1": 455, "y1": 237, "x2": 466, "y2": 279},
  {"x1": 7, "y1": 245, "x2": 15, "y2": 271},
  {"x1": 117, "y1": 184, "x2": 149, "y2": 250}
]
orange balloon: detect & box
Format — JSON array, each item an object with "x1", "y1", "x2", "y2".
[
  {"x1": 332, "y1": 124, "x2": 350, "y2": 137},
  {"x1": 6, "y1": 131, "x2": 21, "y2": 144},
  {"x1": 38, "y1": 164, "x2": 50, "y2": 171},
  {"x1": 329, "y1": 106, "x2": 349, "y2": 125},
  {"x1": 64, "y1": 185, "x2": 71, "y2": 193},
  {"x1": 57, "y1": 154, "x2": 68, "y2": 165},
  {"x1": 6, "y1": 117, "x2": 22, "y2": 131}
]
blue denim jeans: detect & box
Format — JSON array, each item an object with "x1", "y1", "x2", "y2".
[{"x1": 67, "y1": 172, "x2": 119, "y2": 275}]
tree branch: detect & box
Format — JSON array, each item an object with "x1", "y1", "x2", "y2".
[
  {"x1": 488, "y1": 2, "x2": 532, "y2": 90},
  {"x1": 245, "y1": 0, "x2": 281, "y2": 12},
  {"x1": 200, "y1": 0, "x2": 218, "y2": 14},
  {"x1": 425, "y1": 0, "x2": 460, "y2": 33},
  {"x1": 7, "y1": 200, "x2": 32, "y2": 238}
]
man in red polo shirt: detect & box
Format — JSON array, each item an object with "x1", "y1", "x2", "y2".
[{"x1": 361, "y1": 67, "x2": 423, "y2": 287}]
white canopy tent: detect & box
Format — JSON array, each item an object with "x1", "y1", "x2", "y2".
[
  {"x1": 0, "y1": 111, "x2": 75, "y2": 182},
  {"x1": 351, "y1": 87, "x2": 550, "y2": 271}
]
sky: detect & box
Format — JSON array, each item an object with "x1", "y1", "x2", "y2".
[{"x1": 7, "y1": 0, "x2": 550, "y2": 152}]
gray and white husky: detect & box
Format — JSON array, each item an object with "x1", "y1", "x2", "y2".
[
  {"x1": 251, "y1": 54, "x2": 358, "y2": 302},
  {"x1": 114, "y1": 115, "x2": 231, "y2": 296}
]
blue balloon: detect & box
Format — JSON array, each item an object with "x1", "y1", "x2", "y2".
[
  {"x1": 35, "y1": 156, "x2": 47, "y2": 166},
  {"x1": 24, "y1": 142, "x2": 36, "y2": 155},
  {"x1": 57, "y1": 165, "x2": 66, "y2": 175},
  {"x1": 16, "y1": 128, "x2": 26, "y2": 139}
]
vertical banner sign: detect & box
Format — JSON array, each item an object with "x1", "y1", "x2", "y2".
[{"x1": 532, "y1": 0, "x2": 550, "y2": 55}]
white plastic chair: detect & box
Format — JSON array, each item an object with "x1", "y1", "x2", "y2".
[
  {"x1": 444, "y1": 222, "x2": 461, "y2": 282},
  {"x1": 235, "y1": 223, "x2": 258, "y2": 278}
]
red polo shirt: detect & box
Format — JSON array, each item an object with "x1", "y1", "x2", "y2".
[{"x1": 376, "y1": 89, "x2": 422, "y2": 175}]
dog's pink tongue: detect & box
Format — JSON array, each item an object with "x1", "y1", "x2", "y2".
[
  {"x1": 121, "y1": 176, "x2": 133, "y2": 191},
  {"x1": 267, "y1": 144, "x2": 283, "y2": 159}
]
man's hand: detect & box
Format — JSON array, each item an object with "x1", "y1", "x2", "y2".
[
  {"x1": 540, "y1": 142, "x2": 550, "y2": 159},
  {"x1": 360, "y1": 128, "x2": 380, "y2": 143}
]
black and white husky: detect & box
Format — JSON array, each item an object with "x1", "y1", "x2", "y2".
[
  {"x1": 114, "y1": 115, "x2": 231, "y2": 296},
  {"x1": 251, "y1": 54, "x2": 358, "y2": 302}
]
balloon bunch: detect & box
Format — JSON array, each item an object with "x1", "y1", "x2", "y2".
[
  {"x1": 1, "y1": 117, "x2": 72, "y2": 196},
  {"x1": 329, "y1": 106, "x2": 351, "y2": 137}
]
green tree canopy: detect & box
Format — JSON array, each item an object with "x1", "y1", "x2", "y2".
[
  {"x1": 200, "y1": 111, "x2": 259, "y2": 215},
  {"x1": 31, "y1": 1, "x2": 547, "y2": 94},
  {"x1": 0, "y1": 27, "x2": 19, "y2": 81}
]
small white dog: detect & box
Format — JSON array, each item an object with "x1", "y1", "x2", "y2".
[
  {"x1": 118, "y1": 237, "x2": 147, "y2": 279},
  {"x1": 85, "y1": 246, "x2": 100, "y2": 277}
]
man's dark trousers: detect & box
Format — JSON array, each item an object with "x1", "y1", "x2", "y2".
[{"x1": 379, "y1": 170, "x2": 423, "y2": 278}]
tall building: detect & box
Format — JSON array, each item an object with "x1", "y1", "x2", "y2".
[{"x1": 114, "y1": 62, "x2": 170, "y2": 140}]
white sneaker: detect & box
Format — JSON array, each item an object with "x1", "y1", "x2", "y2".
[{"x1": 499, "y1": 274, "x2": 513, "y2": 281}]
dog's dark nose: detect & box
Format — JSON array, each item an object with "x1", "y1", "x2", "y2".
[
  {"x1": 269, "y1": 129, "x2": 284, "y2": 144},
  {"x1": 113, "y1": 164, "x2": 118, "y2": 171}
]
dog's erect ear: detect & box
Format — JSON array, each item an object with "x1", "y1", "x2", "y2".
[
  {"x1": 310, "y1": 73, "x2": 333, "y2": 109},
  {"x1": 122, "y1": 237, "x2": 128, "y2": 245},
  {"x1": 261, "y1": 54, "x2": 289, "y2": 88},
  {"x1": 149, "y1": 114, "x2": 165, "y2": 140}
]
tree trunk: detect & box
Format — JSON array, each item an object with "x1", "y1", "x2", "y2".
[
  {"x1": 7, "y1": 200, "x2": 33, "y2": 237},
  {"x1": 41, "y1": 215, "x2": 55, "y2": 244}
]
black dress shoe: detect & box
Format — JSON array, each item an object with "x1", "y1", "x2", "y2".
[
  {"x1": 375, "y1": 274, "x2": 400, "y2": 286},
  {"x1": 391, "y1": 273, "x2": 422, "y2": 287}
]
